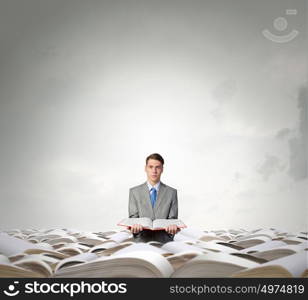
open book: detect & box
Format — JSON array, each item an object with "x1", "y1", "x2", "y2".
[
  {"x1": 1, "y1": 228, "x2": 307, "y2": 278},
  {"x1": 231, "y1": 251, "x2": 308, "y2": 278},
  {"x1": 117, "y1": 218, "x2": 186, "y2": 231},
  {"x1": 170, "y1": 251, "x2": 260, "y2": 277},
  {"x1": 53, "y1": 251, "x2": 174, "y2": 278},
  {"x1": 0, "y1": 254, "x2": 54, "y2": 277},
  {"x1": 0, "y1": 231, "x2": 116, "y2": 278}
]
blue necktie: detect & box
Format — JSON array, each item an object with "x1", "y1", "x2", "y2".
[{"x1": 150, "y1": 187, "x2": 157, "y2": 208}]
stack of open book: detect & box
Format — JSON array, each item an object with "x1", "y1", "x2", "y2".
[{"x1": 0, "y1": 223, "x2": 307, "y2": 278}]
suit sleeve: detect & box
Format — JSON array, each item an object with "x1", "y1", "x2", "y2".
[
  {"x1": 128, "y1": 189, "x2": 139, "y2": 218},
  {"x1": 168, "y1": 189, "x2": 178, "y2": 219}
]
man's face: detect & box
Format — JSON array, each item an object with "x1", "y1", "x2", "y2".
[{"x1": 145, "y1": 159, "x2": 163, "y2": 184}]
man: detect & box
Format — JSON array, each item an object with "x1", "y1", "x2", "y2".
[{"x1": 128, "y1": 153, "x2": 179, "y2": 243}]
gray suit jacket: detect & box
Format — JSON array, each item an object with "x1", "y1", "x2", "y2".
[{"x1": 129, "y1": 181, "x2": 178, "y2": 220}]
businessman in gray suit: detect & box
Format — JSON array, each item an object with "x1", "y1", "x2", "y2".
[{"x1": 128, "y1": 153, "x2": 179, "y2": 243}]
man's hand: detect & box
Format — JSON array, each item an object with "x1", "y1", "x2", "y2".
[
  {"x1": 130, "y1": 224, "x2": 143, "y2": 234},
  {"x1": 165, "y1": 224, "x2": 179, "y2": 235}
]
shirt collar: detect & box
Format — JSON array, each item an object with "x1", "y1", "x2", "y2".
[{"x1": 147, "y1": 181, "x2": 160, "y2": 192}]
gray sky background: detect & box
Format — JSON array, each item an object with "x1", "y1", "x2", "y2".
[{"x1": 0, "y1": 0, "x2": 307, "y2": 232}]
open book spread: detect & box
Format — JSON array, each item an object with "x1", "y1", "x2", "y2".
[
  {"x1": 117, "y1": 218, "x2": 187, "y2": 230},
  {"x1": 0, "y1": 228, "x2": 307, "y2": 278}
]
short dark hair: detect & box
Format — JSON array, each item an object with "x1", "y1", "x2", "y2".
[{"x1": 146, "y1": 153, "x2": 164, "y2": 165}]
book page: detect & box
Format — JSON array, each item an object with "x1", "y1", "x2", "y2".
[
  {"x1": 173, "y1": 232, "x2": 198, "y2": 243},
  {"x1": 13, "y1": 254, "x2": 60, "y2": 266},
  {"x1": 96, "y1": 242, "x2": 135, "y2": 256},
  {"x1": 77, "y1": 232, "x2": 106, "y2": 240},
  {"x1": 258, "y1": 251, "x2": 308, "y2": 277},
  {"x1": 185, "y1": 251, "x2": 260, "y2": 269},
  {"x1": 0, "y1": 254, "x2": 10, "y2": 264},
  {"x1": 54, "y1": 250, "x2": 174, "y2": 278},
  {"x1": 276, "y1": 242, "x2": 308, "y2": 252},
  {"x1": 47, "y1": 236, "x2": 78, "y2": 245},
  {"x1": 162, "y1": 241, "x2": 204, "y2": 254},
  {"x1": 107, "y1": 231, "x2": 132, "y2": 243},
  {"x1": 239, "y1": 240, "x2": 287, "y2": 253},
  {"x1": 196, "y1": 241, "x2": 240, "y2": 254},
  {"x1": 0, "y1": 233, "x2": 51, "y2": 256},
  {"x1": 14, "y1": 257, "x2": 53, "y2": 277},
  {"x1": 171, "y1": 251, "x2": 260, "y2": 278},
  {"x1": 153, "y1": 219, "x2": 186, "y2": 229},
  {"x1": 118, "y1": 218, "x2": 153, "y2": 229},
  {"x1": 167, "y1": 251, "x2": 200, "y2": 270},
  {"x1": 233, "y1": 236, "x2": 271, "y2": 248},
  {"x1": 35, "y1": 242, "x2": 54, "y2": 250},
  {"x1": 56, "y1": 242, "x2": 91, "y2": 252},
  {"x1": 179, "y1": 227, "x2": 207, "y2": 239},
  {"x1": 32, "y1": 229, "x2": 70, "y2": 242},
  {"x1": 101, "y1": 250, "x2": 174, "y2": 277},
  {"x1": 236, "y1": 230, "x2": 276, "y2": 241},
  {"x1": 111, "y1": 243, "x2": 169, "y2": 256},
  {"x1": 233, "y1": 250, "x2": 308, "y2": 277},
  {"x1": 115, "y1": 250, "x2": 174, "y2": 277},
  {"x1": 89, "y1": 241, "x2": 118, "y2": 253},
  {"x1": 282, "y1": 237, "x2": 307, "y2": 244},
  {"x1": 54, "y1": 252, "x2": 98, "y2": 272}
]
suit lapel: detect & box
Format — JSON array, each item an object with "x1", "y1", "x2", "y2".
[
  {"x1": 142, "y1": 182, "x2": 154, "y2": 214},
  {"x1": 154, "y1": 182, "x2": 167, "y2": 213}
]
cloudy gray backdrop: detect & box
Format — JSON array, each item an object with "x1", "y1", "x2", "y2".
[{"x1": 0, "y1": 0, "x2": 307, "y2": 232}]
